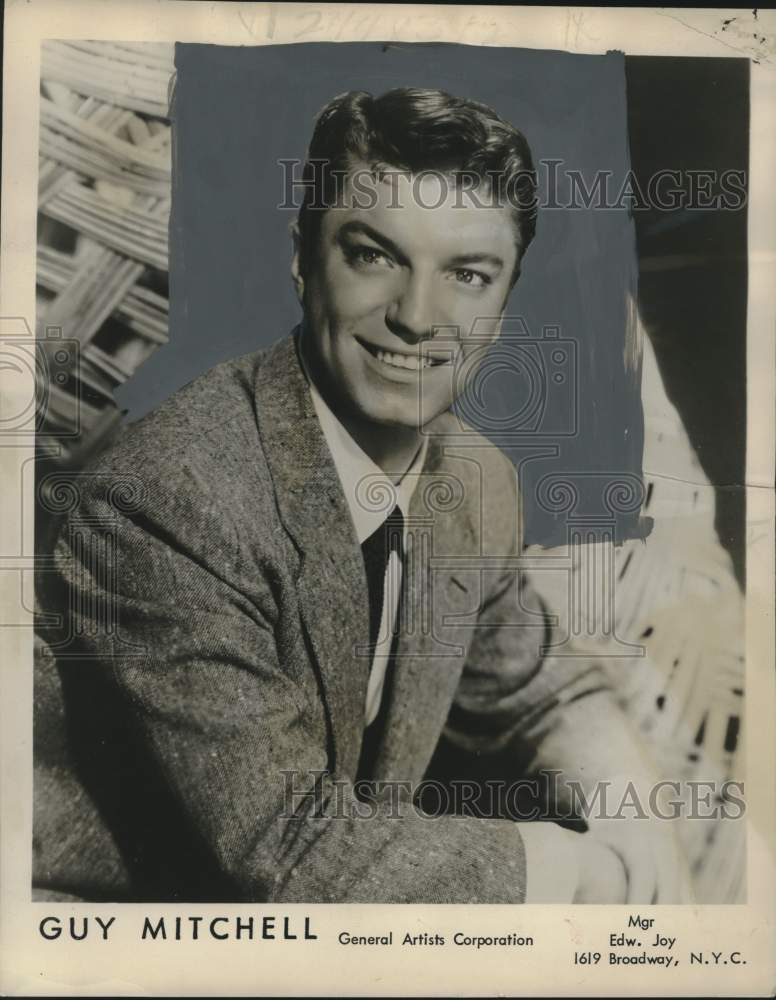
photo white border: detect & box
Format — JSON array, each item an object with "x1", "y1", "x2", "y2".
[{"x1": 1, "y1": 3, "x2": 774, "y2": 995}]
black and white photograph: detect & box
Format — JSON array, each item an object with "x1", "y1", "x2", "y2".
[{"x1": 1, "y1": 3, "x2": 774, "y2": 996}]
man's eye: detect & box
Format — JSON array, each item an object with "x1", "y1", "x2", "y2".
[
  {"x1": 349, "y1": 246, "x2": 391, "y2": 267},
  {"x1": 452, "y1": 268, "x2": 489, "y2": 288}
]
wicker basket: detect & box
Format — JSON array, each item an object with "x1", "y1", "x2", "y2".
[{"x1": 36, "y1": 40, "x2": 174, "y2": 469}]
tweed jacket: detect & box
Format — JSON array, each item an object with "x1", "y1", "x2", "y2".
[{"x1": 35, "y1": 331, "x2": 616, "y2": 903}]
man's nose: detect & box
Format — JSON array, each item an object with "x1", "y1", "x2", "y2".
[{"x1": 384, "y1": 272, "x2": 436, "y2": 344}]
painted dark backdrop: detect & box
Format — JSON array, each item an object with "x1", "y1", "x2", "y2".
[
  {"x1": 625, "y1": 57, "x2": 748, "y2": 585},
  {"x1": 118, "y1": 42, "x2": 646, "y2": 547}
]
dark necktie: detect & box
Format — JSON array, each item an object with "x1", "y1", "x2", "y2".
[
  {"x1": 356, "y1": 504, "x2": 404, "y2": 784},
  {"x1": 360, "y1": 505, "x2": 404, "y2": 653}
]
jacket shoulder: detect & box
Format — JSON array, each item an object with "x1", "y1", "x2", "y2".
[
  {"x1": 425, "y1": 411, "x2": 521, "y2": 553},
  {"x1": 427, "y1": 411, "x2": 518, "y2": 491},
  {"x1": 95, "y1": 350, "x2": 266, "y2": 477},
  {"x1": 71, "y1": 350, "x2": 279, "y2": 559}
]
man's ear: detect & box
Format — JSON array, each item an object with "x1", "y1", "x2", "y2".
[{"x1": 290, "y1": 220, "x2": 304, "y2": 304}]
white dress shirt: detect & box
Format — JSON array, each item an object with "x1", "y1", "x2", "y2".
[
  {"x1": 306, "y1": 375, "x2": 427, "y2": 726},
  {"x1": 304, "y1": 372, "x2": 579, "y2": 903}
]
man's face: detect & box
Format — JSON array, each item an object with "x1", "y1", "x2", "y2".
[{"x1": 294, "y1": 165, "x2": 520, "y2": 431}]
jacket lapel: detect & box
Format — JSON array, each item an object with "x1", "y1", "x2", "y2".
[
  {"x1": 252, "y1": 332, "x2": 370, "y2": 777},
  {"x1": 370, "y1": 433, "x2": 480, "y2": 782},
  {"x1": 252, "y1": 333, "x2": 480, "y2": 785}
]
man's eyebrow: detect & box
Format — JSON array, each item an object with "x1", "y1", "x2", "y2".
[
  {"x1": 445, "y1": 252, "x2": 505, "y2": 272},
  {"x1": 336, "y1": 221, "x2": 506, "y2": 273},
  {"x1": 336, "y1": 221, "x2": 409, "y2": 264}
]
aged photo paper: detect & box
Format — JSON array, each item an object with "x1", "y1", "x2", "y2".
[{"x1": 1, "y1": 2, "x2": 774, "y2": 996}]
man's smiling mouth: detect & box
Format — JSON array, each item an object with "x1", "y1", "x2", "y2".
[{"x1": 355, "y1": 337, "x2": 454, "y2": 371}]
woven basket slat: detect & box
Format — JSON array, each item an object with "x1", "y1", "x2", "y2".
[
  {"x1": 70, "y1": 352, "x2": 121, "y2": 401},
  {"x1": 39, "y1": 57, "x2": 172, "y2": 110},
  {"x1": 123, "y1": 282, "x2": 167, "y2": 311},
  {"x1": 37, "y1": 246, "x2": 168, "y2": 345},
  {"x1": 83, "y1": 341, "x2": 145, "y2": 384},
  {"x1": 38, "y1": 161, "x2": 81, "y2": 207},
  {"x1": 41, "y1": 184, "x2": 168, "y2": 270},
  {"x1": 57, "y1": 40, "x2": 175, "y2": 80},
  {"x1": 71, "y1": 256, "x2": 146, "y2": 343},
  {"x1": 126, "y1": 115, "x2": 153, "y2": 146},
  {"x1": 41, "y1": 244, "x2": 144, "y2": 347},
  {"x1": 96, "y1": 41, "x2": 176, "y2": 68},
  {"x1": 38, "y1": 243, "x2": 169, "y2": 316},
  {"x1": 41, "y1": 79, "x2": 82, "y2": 112},
  {"x1": 40, "y1": 129, "x2": 170, "y2": 198},
  {"x1": 42, "y1": 41, "x2": 174, "y2": 96},
  {"x1": 41, "y1": 98, "x2": 171, "y2": 180},
  {"x1": 38, "y1": 94, "x2": 162, "y2": 205},
  {"x1": 41, "y1": 43, "x2": 172, "y2": 117},
  {"x1": 54, "y1": 182, "x2": 169, "y2": 246}
]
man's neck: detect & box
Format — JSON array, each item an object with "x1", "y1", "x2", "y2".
[
  {"x1": 332, "y1": 409, "x2": 423, "y2": 484},
  {"x1": 298, "y1": 333, "x2": 424, "y2": 484}
]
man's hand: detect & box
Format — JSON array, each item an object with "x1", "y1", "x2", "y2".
[
  {"x1": 516, "y1": 682, "x2": 696, "y2": 904},
  {"x1": 519, "y1": 821, "x2": 628, "y2": 903},
  {"x1": 585, "y1": 815, "x2": 695, "y2": 904},
  {"x1": 573, "y1": 832, "x2": 628, "y2": 903},
  {"x1": 547, "y1": 823, "x2": 693, "y2": 904}
]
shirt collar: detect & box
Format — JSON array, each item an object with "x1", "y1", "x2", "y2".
[{"x1": 302, "y1": 360, "x2": 428, "y2": 545}]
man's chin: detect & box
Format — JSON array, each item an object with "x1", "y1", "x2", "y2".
[
  {"x1": 338, "y1": 380, "x2": 455, "y2": 434},
  {"x1": 357, "y1": 404, "x2": 451, "y2": 434},
  {"x1": 358, "y1": 409, "x2": 424, "y2": 431}
]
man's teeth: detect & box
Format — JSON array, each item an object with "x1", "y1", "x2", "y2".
[{"x1": 375, "y1": 349, "x2": 444, "y2": 370}]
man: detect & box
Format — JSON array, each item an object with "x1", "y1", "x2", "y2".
[{"x1": 36, "y1": 88, "x2": 690, "y2": 904}]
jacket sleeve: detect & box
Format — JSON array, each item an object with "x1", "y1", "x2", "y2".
[
  {"x1": 41, "y1": 467, "x2": 533, "y2": 904},
  {"x1": 439, "y1": 451, "x2": 636, "y2": 796}
]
